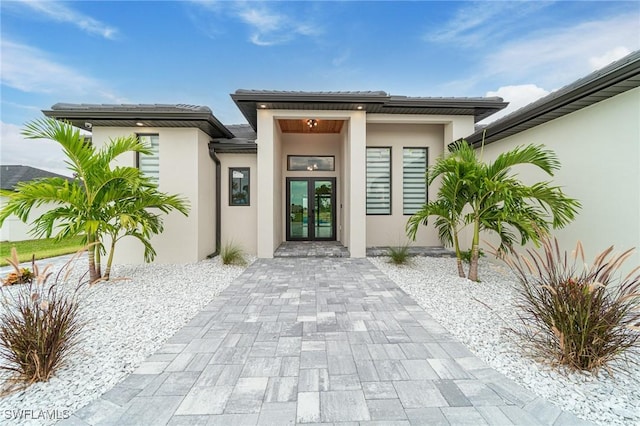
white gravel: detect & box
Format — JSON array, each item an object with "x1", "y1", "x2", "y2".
[
  {"x1": 0, "y1": 256, "x2": 252, "y2": 425},
  {"x1": 370, "y1": 256, "x2": 640, "y2": 426}
]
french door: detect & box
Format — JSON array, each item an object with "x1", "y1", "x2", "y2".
[{"x1": 286, "y1": 178, "x2": 336, "y2": 241}]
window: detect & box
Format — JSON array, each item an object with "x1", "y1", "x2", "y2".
[
  {"x1": 403, "y1": 148, "x2": 428, "y2": 214},
  {"x1": 366, "y1": 147, "x2": 391, "y2": 214},
  {"x1": 137, "y1": 134, "x2": 159, "y2": 183},
  {"x1": 288, "y1": 156, "x2": 335, "y2": 171},
  {"x1": 230, "y1": 168, "x2": 250, "y2": 206}
]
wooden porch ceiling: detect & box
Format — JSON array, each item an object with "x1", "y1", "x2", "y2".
[{"x1": 278, "y1": 119, "x2": 344, "y2": 134}]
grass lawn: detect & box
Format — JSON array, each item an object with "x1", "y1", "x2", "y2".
[{"x1": 0, "y1": 236, "x2": 85, "y2": 266}]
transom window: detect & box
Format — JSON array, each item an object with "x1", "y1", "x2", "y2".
[{"x1": 287, "y1": 156, "x2": 335, "y2": 171}]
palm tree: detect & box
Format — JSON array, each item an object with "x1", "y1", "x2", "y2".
[
  {"x1": 407, "y1": 158, "x2": 471, "y2": 278},
  {"x1": 0, "y1": 117, "x2": 189, "y2": 283},
  {"x1": 407, "y1": 140, "x2": 581, "y2": 282}
]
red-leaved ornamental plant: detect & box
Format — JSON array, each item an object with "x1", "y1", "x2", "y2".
[
  {"x1": 0, "y1": 250, "x2": 86, "y2": 395},
  {"x1": 497, "y1": 236, "x2": 640, "y2": 374}
]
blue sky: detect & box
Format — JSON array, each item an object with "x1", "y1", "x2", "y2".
[{"x1": 1, "y1": 0, "x2": 639, "y2": 175}]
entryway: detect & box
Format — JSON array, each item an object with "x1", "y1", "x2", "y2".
[
  {"x1": 274, "y1": 241, "x2": 349, "y2": 258},
  {"x1": 286, "y1": 177, "x2": 336, "y2": 241}
]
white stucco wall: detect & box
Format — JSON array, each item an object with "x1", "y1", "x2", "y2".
[
  {"x1": 365, "y1": 123, "x2": 445, "y2": 247},
  {"x1": 0, "y1": 196, "x2": 56, "y2": 242},
  {"x1": 91, "y1": 126, "x2": 215, "y2": 264},
  {"x1": 218, "y1": 153, "x2": 257, "y2": 255},
  {"x1": 475, "y1": 87, "x2": 640, "y2": 269},
  {"x1": 340, "y1": 125, "x2": 351, "y2": 250}
]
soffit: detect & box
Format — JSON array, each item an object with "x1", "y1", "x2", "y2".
[
  {"x1": 278, "y1": 119, "x2": 345, "y2": 134},
  {"x1": 231, "y1": 91, "x2": 508, "y2": 130}
]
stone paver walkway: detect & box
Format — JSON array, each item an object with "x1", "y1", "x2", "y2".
[
  {"x1": 274, "y1": 242, "x2": 350, "y2": 258},
  {"x1": 66, "y1": 258, "x2": 590, "y2": 425}
]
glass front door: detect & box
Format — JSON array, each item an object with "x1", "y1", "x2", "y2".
[{"x1": 287, "y1": 178, "x2": 336, "y2": 241}]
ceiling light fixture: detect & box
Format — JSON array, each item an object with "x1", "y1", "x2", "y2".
[
  {"x1": 135, "y1": 122, "x2": 144, "y2": 127},
  {"x1": 306, "y1": 119, "x2": 318, "y2": 129},
  {"x1": 357, "y1": 105, "x2": 363, "y2": 110},
  {"x1": 260, "y1": 104, "x2": 267, "y2": 108}
]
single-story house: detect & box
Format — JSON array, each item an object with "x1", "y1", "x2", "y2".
[
  {"x1": 42, "y1": 94, "x2": 507, "y2": 263},
  {"x1": 41, "y1": 50, "x2": 639, "y2": 266},
  {"x1": 464, "y1": 50, "x2": 640, "y2": 268},
  {"x1": 0, "y1": 165, "x2": 72, "y2": 242}
]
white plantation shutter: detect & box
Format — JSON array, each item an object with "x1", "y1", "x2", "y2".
[
  {"x1": 138, "y1": 135, "x2": 159, "y2": 183},
  {"x1": 366, "y1": 147, "x2": 391, "y2": 214},
  {"x1": 403, "y1": 147, "x2": 427, "y2": 214}
]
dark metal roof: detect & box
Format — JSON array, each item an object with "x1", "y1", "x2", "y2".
[
  {"x1": 465, "y1": 50, "x2": 640, "y2": 146},
  {"x1": 1, "y1": 165, "x2": 72, "y2": 191},
  {"x1": 209, "y1": 123, "x2": 257, "y2": 153},
  {"x1": 226, "y1": 124, "x2": 257, "y2": 140},
  {"x1": 43, "y1": 103, "x2": 235, "y2": 139},
  {"x1": 209, "y1": 124, "x2": 257, "y2": 154},
  {"x1": 231, "y1": 90, "x2": 508, "y2": 130}
]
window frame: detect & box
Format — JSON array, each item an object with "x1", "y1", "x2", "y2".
[
  {"x1": 287, "y1": 155, "x2": 335, "y2": 171},
  {"x1": 402, "y1": 147, "x2": 429, "y2": 215},
  {"x1": 366, "y1": 146, "x2": 392, "y2": 215},
  {"x1": 136, "y1": 133, "x2": 160, "y2": 184},
  {"x1": 229, "y1": 167, "x2": 251, "y2": 206}
]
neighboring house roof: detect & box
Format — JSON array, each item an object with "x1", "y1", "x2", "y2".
[
  {"x1": 43, "y1": 103, "x2": 235, "y2": 139},
  {"x1": 465, "y1": 50, "x2": 640, "y2": 146},
  {"x1": 1, "y1": 165, "x2": 71, "y2": 191},
  {"x1": 231, "y1": 90, "x2": 508, "y2": 131}
]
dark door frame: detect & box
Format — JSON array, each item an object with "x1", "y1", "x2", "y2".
[{"x1": 286, "y1": 177, "x2": 337, "y2": 241}]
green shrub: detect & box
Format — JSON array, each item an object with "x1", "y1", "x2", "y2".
[
  {"x1": 0, "y1": 252, "x2": 85, "y2": 392},
  {"x1": 387, "y1": 244, "x2": 411, "y2": 265},
  {"x1": 220, "y1": 242, "x2": 246, "y2": 266},
  {"x1": 500, "y1": 236, "x2": 640, "y2": 374},
  {"x1": 460, "y1": 248, "x2": 485, "y2": 264}
]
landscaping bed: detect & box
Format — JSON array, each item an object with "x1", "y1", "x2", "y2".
[
  {"x1": 0, "y1": 257, "x2": 252, "y2": 425},
  {"x1": 370, "y1": 256, "x2": 640, "y2": 426}
]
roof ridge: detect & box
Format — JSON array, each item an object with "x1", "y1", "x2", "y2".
[
  {"x1": 51, "y1": 103, "x2": 212, "y2": 112},
  {"x1": 234, "y1": 89, "x2": 389, "y2": 96}
]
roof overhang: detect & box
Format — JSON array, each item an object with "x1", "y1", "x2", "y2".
[
  {"x1": 465, "y1": 50, "x2": 640, "y2": 147},
  {"x1": 209, "y1": 141, "x2": 257, "y2": 154},
  {"x1": 231, "y1": 90, "x2": 508, "y2": 130},
  {"x1": 43, "y1": 104, "x2": 235, "y2": 139}
]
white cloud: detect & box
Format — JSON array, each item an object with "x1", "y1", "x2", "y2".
[
  {"x1": 480, "y1": 84, "x2": 550, "y2": 124},
  {"x1": 426, "y1": 1, "x2": 551, "y2": 46},
  {"x1": 484, "y1": 14, "x2": 639, "y2": 89},
  {"x1": 10, "y1": 0, "x2": 119, "y2": 39},
  {"x1": 1, "y1": 39, "x2": 123, "y2": 101},
  {"x1": 191, "y1": 1, "x2": 322, "y2": 46},
  {"x1": 589, "y1": 46, "x2": 632, "y2": 70},
  {"x1": 238, "y1": 7, "x2": 283, "y2": 32},
  {"x1": 0, "y1": 121, "x2": 71, "y2": 177}
]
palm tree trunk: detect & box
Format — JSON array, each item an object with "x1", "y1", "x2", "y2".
[
  {"x1": 468, "y1": 218, "x2": 480, "y2": 282},
  {"x1": 87, "y1": 233, "x2": 99, "y2": 283},
  {"x1": 104, "y1": 236, "x2": 117, "y2": 280},
  {"x1": 452, "y1": 229, "x2": 466, "y2": 278},
  {"x1": 95, "y1": 242, "x2": 102, "y2": 278}
]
